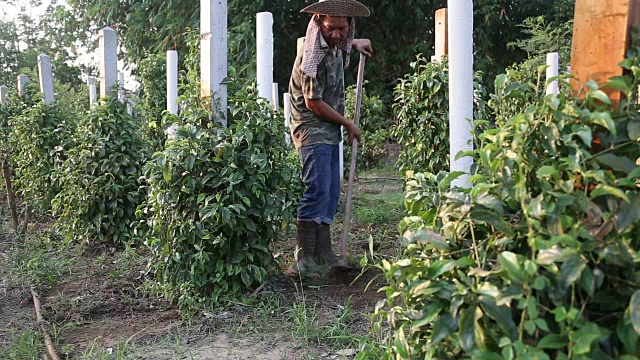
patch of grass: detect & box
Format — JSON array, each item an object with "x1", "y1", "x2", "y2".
[
  {"x1": 9, "y1": 229, "x2": 79, "y2": 286},
  {"x1": 0, "y1": 329, "x2": 43, "y2": 360},
  {"x1": 355, "y1": 191, "x2": 405, "y2": 225},
  {"x1": 289, "y1": 297, "x2": 322, "y2": 344}
]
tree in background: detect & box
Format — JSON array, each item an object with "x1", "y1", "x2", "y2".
[
  {"x1": 66, "y1": 0, "x2": 575, "y2": 100},
  {"x1": 0, "y1": 0, "x2": 89, "y2": 94}
]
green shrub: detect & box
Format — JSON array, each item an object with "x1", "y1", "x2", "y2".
[
  {"x1": 136, "y1": 52, "x2": 169, "y2": 151},
  {"x1": 344, "y1": 84, "x2": 393, "y2": 172},
  {"x1": 392, "y1": 55, "x2": 487, "y2": 174},
  {"x1": 52, "y1": 97, "x2": 149, "y2": 244},
  {"x1": 9, "y1": 99, "x2": 75, "y2": 212},
  {"x1": 138, "y1": 83, "x2": 300, "y2": 316},
  {"x1": 377, "y1": 55, "x2": 640, "y2": 359}
]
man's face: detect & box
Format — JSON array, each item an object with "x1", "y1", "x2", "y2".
[{"x1": 319, "y1": 16, "x2": 349, "y2": 47}]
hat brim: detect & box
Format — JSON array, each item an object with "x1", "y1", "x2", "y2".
[{"x1": 301, "y1": 0, "x2": 370, "y2": 17}]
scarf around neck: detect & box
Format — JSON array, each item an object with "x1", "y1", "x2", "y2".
[{"x1": 301, "y1": 15, "x2": 355, "y2": 78}]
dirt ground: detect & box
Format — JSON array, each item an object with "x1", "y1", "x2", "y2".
[{"x1": 0, "y1": 158, "x2": 404, "y2": 359}]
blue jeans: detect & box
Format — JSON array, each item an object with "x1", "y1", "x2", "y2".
[{"x1": 297, "y1": 143, "x2": 341, "y2": 225}]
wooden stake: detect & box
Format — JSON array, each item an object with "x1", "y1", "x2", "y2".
[
  {"x1": 571, "y1": 0, "x2": 640, "y2": 106},
  {"x1": 435, "y1": 8, "x2": 448, "y2": 61},
  {"x1": 340, "y1": 54, "x2": 366, "y2": 265},
  {"x1": 31, "y1": 286, "x2": 61, "y2": 360},
  {"x1": 1, "y1": 157, "x2": 19, "y2": 232}
]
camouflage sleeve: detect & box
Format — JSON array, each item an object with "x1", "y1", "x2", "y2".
[{"x1": 302, "y1": 61, "x2": 326, "y2": 100}]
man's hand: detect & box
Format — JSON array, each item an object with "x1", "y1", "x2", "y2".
[
  {"x1": 352, "y1": 39, "x2": 373, "y2": 57},
  {"x1": 346, "y1": 123, "x2": 361, "y2": 146}
]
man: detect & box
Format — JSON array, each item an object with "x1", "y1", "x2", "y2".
[{"x1": 288, "y1": 0, "x2": 373, "y2": 274}]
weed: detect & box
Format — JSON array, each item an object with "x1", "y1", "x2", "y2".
[
  {"x1": 9, "y1": 229, "x2": 78, "y2": 286},
  {"x1": 0, "y1": 329, "x2": 43, "y2": 360}
]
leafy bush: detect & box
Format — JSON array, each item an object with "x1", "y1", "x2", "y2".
[
  {"x1": 52, "y1": 97, "x2": 149, "y2": 244},
  {"x1": 392, "y1": 55, "x2": 487, "y2": 174},
  {"x1": 491, "y1": 17, "x2": 574, "y2": 125},
  {"x1": 377, "y1": 51, "x2": 640, "y2": 359},
  {"x1": 8, "y1": 98, "x2": 75, "y2": 212},
  {"x1": 138, "y1": 83, "x2": 300, "y2": 315},
  {"x1": 344, "y1": 84, "x2": 393, "y2": 172},
  {"x1": 136, "y1": 52, "x2": 169, "y2": 150}
]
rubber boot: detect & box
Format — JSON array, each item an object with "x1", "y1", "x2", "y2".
[
  {"x1": 315, "y1": 223, "x2": 337, "y2": 264},
  {"x1": 292, "y1": 220, "x2": 317, "y2": 275}
]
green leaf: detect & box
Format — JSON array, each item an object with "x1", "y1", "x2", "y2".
[
  {"x1": 471, "y1": 210, "x2": 514, "y2": 237},
  {"x1": 589, "y1": 112, "x2": 616, "y2": 136},
  {"x1": 411, "y1": 228, "x2": 449, "y2": 250},
  {"x1": 459, "y1": 306, "x2": 476, "y2": 352},
  {"x1": 162, "y1": 163, "x2": 171, "y2": 183},
  {"x1": 240, "y1": 270, "x2": 251, "y2": 287},
  {"x1": 628, "y1": 121, "x2": 640, "y2": 141},
  {"x1": 590, "y1": 185, "x2": 629, "y2": 202},
  {"x1": 471, "y1": 351, "x2": 503, "y2": 360},
  {"x1": 499, "y1": 252, "x2": 525, "y2": 284},
  {"x1": 618, "y1": 194, "x2": 640, "y2": 231},
  {"x1": 630, "y1": 290, "x2": 640, "y2": 335},
  {"x1": 480, "y1": 297, "x2": 518, "y2": 339},
  {"x1": 589, "y1": 90, "x2": 612, "y2": 105},
  {"x1": 538, "y1": 334, "x2": 569, "y2": 349},
  {"x1": 572, "y1": 330, "x2": 600, "y2": 355},
  {"x1": 558, "y1": 256, "x2": 587, "y2": 288},
  {"x1": 432, "y1": 313, "x2": 457, "y2": 344},
  {"x1": 536, "y1": 166, "x2": 557, "y2": 178},
  {"x1": 595, "y1": 154, "x2": 636, "y2": 174}
]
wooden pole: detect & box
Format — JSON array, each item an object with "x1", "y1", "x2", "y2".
[
  {"x1": 201, "y1": 0, "x2": 228, "y2": 124},
  {"x1": 571, "y1": 0, "x2": 640, "y2": 106},
  {"x1": 340, "y1": 54, "x2": 366, "y2": 265},
  {"x1": 99, "y1": 27, "x2": 118, "y2": 99},
  {"x1": 435, "y1": 8, "x2": 448, "y2": 62},
  {"x1": 2, "y1": 158, "x2": 19, "y2": 232}
]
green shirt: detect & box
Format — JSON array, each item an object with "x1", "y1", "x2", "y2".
[{"x1": 288, "y1": 40, "x2": 345, "y2": 148}]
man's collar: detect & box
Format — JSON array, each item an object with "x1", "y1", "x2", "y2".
[{"x1": 319, "y1": 34, "x2": 338, "y2": 55}]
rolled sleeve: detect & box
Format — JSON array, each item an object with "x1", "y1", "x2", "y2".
[{"x1": 302, "y1": 64, "x2": 325, "y2": 100}]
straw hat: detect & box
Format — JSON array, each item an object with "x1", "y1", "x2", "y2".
[{"x1": 301, "y1": 0, "x2": 370, "y2": 17}]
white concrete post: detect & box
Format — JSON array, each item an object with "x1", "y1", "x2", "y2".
[
  {"x1": 88, "y1": 77, "x2": 97, "y2": 105},
  {"x1": 272, "y1": 83, "x2": 279, "y2": 112},
  {"x1": 0, "y1": 86, "x2": 7, "y2": 105},
  {"x1": 37, "y1": 54, "x2": 55, "y2": 104},
  {"x1": 257, "y1": 12, "x2": 274, "y2": 103},
  {"x1": 99, "y1": 27, "x2": 118, "y2": 99},
  {"x1": 118, "y1": 72, "x2": 125, "y2": 103},
  {"x1": 546, "y1": 52, "x2": 560, "y2": 95},
  {"x1": 17, "y1": 74, "x2": 29, "y2": 97},
  {"x1": 448, "y1": 0, "x2": 474, "y2": 188},
  {"x1": 283, "y1": 92, "x2": 292, "y2": 146},
  {"x1": 201, "y1": 0, "x2": 228, "y2": 125},
  {"x1": 167, "y1": 50, "x2": 179, "y2": 114}
]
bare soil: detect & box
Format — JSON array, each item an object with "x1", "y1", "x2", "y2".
[{"x1": 1, "y1": 163, "x2": 403, "y2": 359}]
